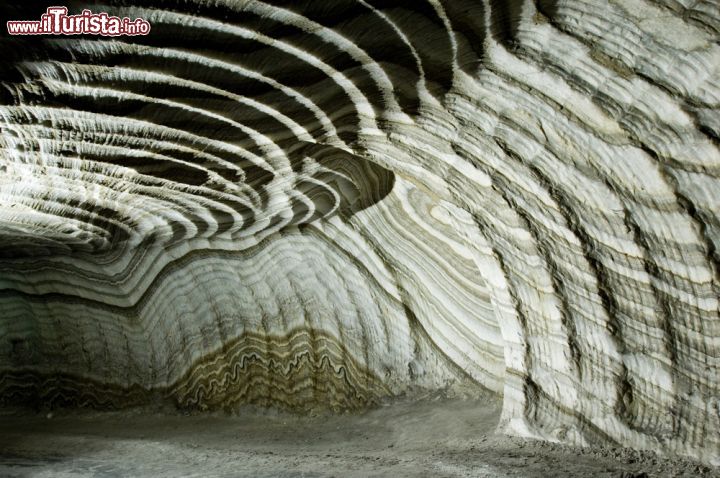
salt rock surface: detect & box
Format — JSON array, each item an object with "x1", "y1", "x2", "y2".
[{"x1": 0, "y1": 0, "x2": 718, "y2": 465}]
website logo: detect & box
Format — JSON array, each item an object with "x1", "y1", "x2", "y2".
[{"x1": 7, "y1": 6, "x2": 151, "y2": 36}]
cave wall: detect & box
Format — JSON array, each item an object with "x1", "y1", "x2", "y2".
[{"x1": 0, "y1": 0, "x2": 718, "y2": 465}]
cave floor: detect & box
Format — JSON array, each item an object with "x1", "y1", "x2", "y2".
[{"x1": 0, "y1": 396, "x2": 716, "y2": 478}]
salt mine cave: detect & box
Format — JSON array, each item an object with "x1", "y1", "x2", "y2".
[{"x1": 0, "y1": 0, "x2": 718, "y2": 476}]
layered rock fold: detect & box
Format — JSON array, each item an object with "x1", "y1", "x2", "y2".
[{"x1": 0, "y1": 0, "x2": 718, "y2": 464}]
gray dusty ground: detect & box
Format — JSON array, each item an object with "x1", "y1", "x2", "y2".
[{"x1": 0, "y1": 396, "x2": 717, "y2": 478}]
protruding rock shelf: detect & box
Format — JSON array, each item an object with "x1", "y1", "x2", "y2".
[{"x1": 0, "y1": 0, "x2": 718, "y2": 466}]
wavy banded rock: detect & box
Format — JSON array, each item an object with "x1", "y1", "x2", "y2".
[{"x1": 0, "y1": 0, "x2": 718, "y2": 465}]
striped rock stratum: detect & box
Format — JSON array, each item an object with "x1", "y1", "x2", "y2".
[{"x1": 0, "y1": 0, "x2": 718, "y2": 466}]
